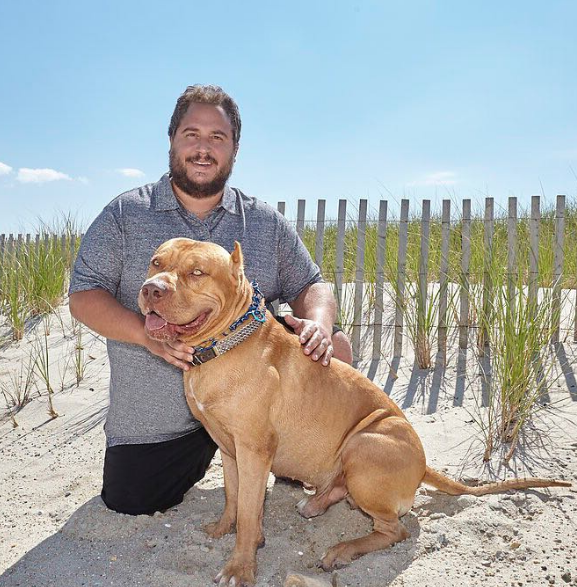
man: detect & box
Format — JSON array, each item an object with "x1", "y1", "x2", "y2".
[{"x1": 69, "y1": 84, "x2": 353, "y2": 516}]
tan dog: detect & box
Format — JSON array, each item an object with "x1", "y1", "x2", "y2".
[{"x1": 138, "y1": 237, "x2": 570, "y2": 587}]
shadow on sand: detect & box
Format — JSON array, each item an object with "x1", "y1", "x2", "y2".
[{"x1": 1, "y1": 477, "x2": 427, "y2": 587}]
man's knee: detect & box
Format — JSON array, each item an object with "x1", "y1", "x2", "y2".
[
  {"x1": 101, "y1": 428, "x2": 217, "y2": 516},
  {"x1": 332, "y1": 330, "x2": 353, "y2": 365}
]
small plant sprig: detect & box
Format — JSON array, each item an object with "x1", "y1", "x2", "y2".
[
  {"x1": 33, "y1": 316, "x2": 58, "y2": 418},
  {"x1": 2, "y1": 350, "x2": 37, "y2": 408},
  {"x1": 57, "y1": 346, "x2": 74, "y2": 392},
  {"x1": 0, "y1": 350, "x2": 37, "y2": 428},
  {"x1": 1, "y1": 389, "x2": 19, "y2": 428},
  {"x1": 74, "y1": 320, "x2": 87, "y2": 386}
]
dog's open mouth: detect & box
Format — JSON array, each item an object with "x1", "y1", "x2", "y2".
[{"x1": 144, "y1": 310, "x2": 211, "y2": 340}]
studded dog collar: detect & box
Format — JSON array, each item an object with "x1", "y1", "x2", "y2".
[{"x1": 189, "y1": 281, "x2": 266, "y2": 366}]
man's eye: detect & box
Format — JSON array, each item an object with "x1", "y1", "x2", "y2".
[{"x1": 211, "y1": 135, "x2": 223, "y2": 141}]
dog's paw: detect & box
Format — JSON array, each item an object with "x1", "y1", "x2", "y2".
[
  {"x1": 214, "y1": 559, "x2": 256, "y2": 586},
  {"x1": 296, "y1": 497, "x2": 326, "y2": 519},
  {"x1": 319, "y1": 544, "x2": 353, "y2": 571},
  {"x1": 296, "y1": 497, "x2": 314, "y2": 518},
  {"x1": 257, "y1": 533, "x2": 265, "y2": 549},
  {"x1": 204, "y1": 519, "x2": 235, "y2": 539}
]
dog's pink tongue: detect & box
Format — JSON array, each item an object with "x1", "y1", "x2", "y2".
[{"x1": 145, "y1": 313, "x2": 168, "y2": 331}]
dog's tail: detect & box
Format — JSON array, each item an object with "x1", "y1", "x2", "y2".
[{"x1": 422, "y1": 467, "x2": 571, "y2": 496}]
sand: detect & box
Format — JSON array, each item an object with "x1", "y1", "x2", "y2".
[{"x1": 1, "y1": 305, "x2": 576, "y2": 587}]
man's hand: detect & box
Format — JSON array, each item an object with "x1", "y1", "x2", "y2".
[
  {"x1": 283, "y1": 314, "x2": 333, "y2": 366},
  {"x1": 144, "y1": 337, "x2": 195, "y2": 371}
]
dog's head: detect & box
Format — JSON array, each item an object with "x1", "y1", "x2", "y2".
[{"x1": 138, "y1": 238, "x2": 251, "y2": 344}]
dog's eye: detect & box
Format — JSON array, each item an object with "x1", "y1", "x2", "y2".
[
  {"x1": 191, "y1": 269, "x2": 203, "y2": 276},
  {"x1": 152, "y1": 258, "x2": 160, "y2": 267}
]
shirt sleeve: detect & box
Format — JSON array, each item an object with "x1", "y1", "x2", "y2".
[
  {"x1": 276, "y1": 213, "x2": 323, "y2": 304},
  {"x1": 69, "y1": 205, "x2": 123, "y2": 297}
]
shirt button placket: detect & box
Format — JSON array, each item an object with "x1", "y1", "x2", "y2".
[
  {"x1": 202, "y1": 222, "x2": 210, "y2": 241},
  {"x1": 196, "y1": 221, "x2": 210, "y2": 241}
]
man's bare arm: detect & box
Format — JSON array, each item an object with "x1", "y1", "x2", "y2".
[{"x1": 69, "y1": 290, "x2": 194, "y2": 371}]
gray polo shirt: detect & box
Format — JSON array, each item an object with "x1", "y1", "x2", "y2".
[{"x1": 70, "y1": 173, "x2": 321, "y2": 446}]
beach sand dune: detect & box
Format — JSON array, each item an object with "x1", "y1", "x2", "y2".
[{"x1": 1, "y1": 307, "x2": 576, "y2": 586}]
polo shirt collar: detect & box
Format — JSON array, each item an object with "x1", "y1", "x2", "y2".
[
  {"x1": 152, "y1": 174, "x2": 178, "y2": 211},
  {"x1": 220, "y1": 184, "x2": 239, "y2": 215},
  {"x1": 152, "y1": 173, "x2": 239, "y2": 215}
]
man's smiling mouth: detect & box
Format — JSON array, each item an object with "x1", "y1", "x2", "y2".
[{"x1": 188, "y1": 156, "x2": 216, "y2": 167}]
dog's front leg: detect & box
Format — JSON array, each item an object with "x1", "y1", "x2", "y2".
[
  {"x1": 205, "y1": 451, "x2": 238, "y2": 538},
  {"x1": 214, "y1": 445, "x2": 273, "y2": 587}
]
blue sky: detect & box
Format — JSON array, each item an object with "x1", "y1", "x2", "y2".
[{"x1": 1, "y1": 0, "x2": 576, "y2": 233}]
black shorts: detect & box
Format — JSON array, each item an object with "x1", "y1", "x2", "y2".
[{"x1": 101, "y1": 427, "x2": 218, "y2": 516}]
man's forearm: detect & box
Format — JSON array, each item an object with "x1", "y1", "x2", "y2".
[
  {"x1": 69, "y1": 289, "x2": 148, "y2": 347},
  {"x1": 290, "y1": 283, "x2": 336, "y2": 330}
]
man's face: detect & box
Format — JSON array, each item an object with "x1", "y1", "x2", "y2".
[{"x1": 169, "y1": 102, "x2": 237, "y2": 198}]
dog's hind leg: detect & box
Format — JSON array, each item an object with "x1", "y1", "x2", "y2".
[
  {"x1": 320, "y1": 515, "x2": 409, "y2": 570},
  {"x1": 204, "y1": 451, "x2": 239, "y2": 539},
  {"x1": 320, "y1": 417, "x2": 424, "y2": 570}
]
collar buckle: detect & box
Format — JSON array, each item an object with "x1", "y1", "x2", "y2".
[{"x1": 191, "y1": 347, "x2": 217, "y2": 366}]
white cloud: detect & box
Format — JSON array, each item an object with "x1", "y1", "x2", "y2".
[
  {"x1": 77, "y1": 176, "x2": 90, "y2": 185},
  {"x1": 117, "y1": 168, "x2": 145, "y2": 178},
  {"x1": 0, "y1": 161, "x2": 13, "y2": 176},
  {"x1": 17, "y1": 168, "x2": 72, "y2": 184},
  {"x1": 407, "y1": 171, "x2": 457, "y2": 187}
]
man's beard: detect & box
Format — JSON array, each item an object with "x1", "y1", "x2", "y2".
[{"x1": 169, "y1": 148, "x2": 234, "y2": 199}]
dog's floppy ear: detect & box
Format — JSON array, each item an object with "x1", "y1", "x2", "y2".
[{"x1": 230, "y1": 241, "x2": 244, "y2": 281}]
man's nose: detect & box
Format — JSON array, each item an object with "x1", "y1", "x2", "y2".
[{"x1": 196, "y1": 139, "x2": 210, "y2": 153}]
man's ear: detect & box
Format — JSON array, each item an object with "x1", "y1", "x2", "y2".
[{"x1": 230, "y1": 241, "x2": 244, "y2": 281}]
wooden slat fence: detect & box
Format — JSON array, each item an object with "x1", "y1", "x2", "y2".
[
  {"x1": 272, "y1": 195, "x2": 575, "y2": 362},
  {"x1": 0, "y1": 232, "x2": 83, "y2": 271},
  {"x1": 1, "y1": 195, "x2": 575, "y2": 363},
  {"x1": 458, "y1": 199, "x2": 471, "y2": 349},
  {"x1": 438, "y1": 200, "x2": 451, "y2": 354}
]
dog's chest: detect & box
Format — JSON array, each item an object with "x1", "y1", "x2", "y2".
[
  {"x1": 184, "y1": 371, "x2": 214, "y2": 415},
  {"x1": 183, "y1": 369, "x2": 242, "y2": 454},
  {"x1": 183, "y1": 368, "x2": 237, "y2": 422},
  {"x1": 184, "y1": 374, "x2": 205, "y2": 413}
]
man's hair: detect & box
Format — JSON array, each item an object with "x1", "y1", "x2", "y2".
[{"x1": 168, "y1": 84, "x2": 241, "y2": 145}]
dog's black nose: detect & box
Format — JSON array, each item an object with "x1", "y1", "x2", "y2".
[{"x1": 141, "y1": 282, "x2": 166, "y2": 301}]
